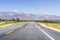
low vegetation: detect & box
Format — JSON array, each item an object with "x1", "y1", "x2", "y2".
[
  {"x1": 44, "y1": 23, "x2": 60, "y2": 30},
  {"x1": 0, "y1": 21, "x2": 20, "y2": 26},
  {"x1": 0, "y1": 17, "x2": 60, "y2": 30},
  {"x1": 36, "y1": 20, "x2": 60, "y2": 30},
  {"x1": 0, "y1": 18, "x2": 20, "y2": 26}
]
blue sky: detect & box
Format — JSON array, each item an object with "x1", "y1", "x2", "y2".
[{"x1": 0, "y1": 0, "x2": 60, "y2": 16}]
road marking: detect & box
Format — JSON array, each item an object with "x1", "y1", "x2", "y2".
[
  {"x1": 35, "y1": 23, "x2": 55, "y2": 40},
  {"x1": 5, "y1": 30, "x2": 14, "y2": 35},
  {"x1": 39, "y1": 23, "x2": 60, "y2": 32}
]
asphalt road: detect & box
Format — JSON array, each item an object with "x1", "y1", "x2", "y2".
[{"x1": 0, "y1": 22, "x2": 60, "y2": 40}]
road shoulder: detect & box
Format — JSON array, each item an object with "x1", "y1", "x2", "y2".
[{"x1": 38, "y1": 23, "x2": 60, "y2": 32}]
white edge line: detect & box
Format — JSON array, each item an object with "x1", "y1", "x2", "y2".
[
  {"x1": 35, "y1": 23, "x2": 55, "y2": 40},
  {"x1": 39, "y1": 23, "x2": 60, "y2": 32}
]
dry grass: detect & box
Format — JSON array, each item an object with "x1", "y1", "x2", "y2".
[
  {"x1": 44, "y1": 23, "x2": 60, "y2": 30},
  {"x1": 0, "y1": 21, "x2": 20, "y2": 26}
]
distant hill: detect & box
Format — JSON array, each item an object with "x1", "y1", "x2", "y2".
[{"x1": 0, "y1": 12, "x2": 60, "y2": 21}]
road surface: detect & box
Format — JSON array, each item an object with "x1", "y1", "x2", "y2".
[{"x1": 0, "y1": 22, "x2": 60, "y2": 40}]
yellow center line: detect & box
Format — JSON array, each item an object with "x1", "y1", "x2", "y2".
[{"x1": 5, "y1": 30, "x2": 14, "y2": 35}]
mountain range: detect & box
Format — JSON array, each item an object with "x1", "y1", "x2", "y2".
[{"x1": 0, "y1": 12, "x2": 60, "y2": 21}]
